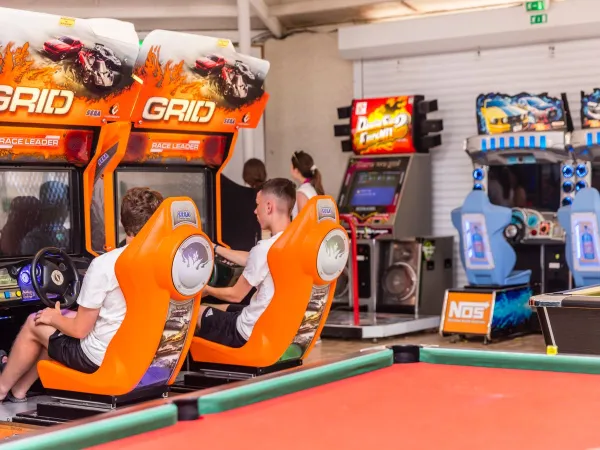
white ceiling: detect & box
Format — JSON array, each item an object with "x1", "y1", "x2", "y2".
[{"x1": 1, "y1": 0, "x2": 561, "y2": 39}]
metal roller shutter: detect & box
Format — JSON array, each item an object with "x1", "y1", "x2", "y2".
[{"x1": 354, "y1": 38, "x2": 600, "y2": 287}]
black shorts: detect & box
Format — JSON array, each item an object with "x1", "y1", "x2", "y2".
[
  {"x1": 195, "y1": 308, "x2": 247, "y2": 348},
  {"x1": 48, "y1": 331, "x2": 99, "y2": 374}
]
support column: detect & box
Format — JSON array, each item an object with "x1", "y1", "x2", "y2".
[{"x1": 237, "y1": 0, "x2": 254, "y2": 162}]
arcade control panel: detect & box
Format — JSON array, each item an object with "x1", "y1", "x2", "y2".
[
  {"x1": 0, "y1": 263, "x2": 42, "y2": 304},
  {"x1": 0, "y1": 258, "x2": 90, "y2": 307},
  {"x1": 508, "y1": 208, "x2": 565, "y2": 244}
]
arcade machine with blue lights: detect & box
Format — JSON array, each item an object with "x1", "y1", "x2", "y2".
[
  {"x1": 323, "y1": 95, "x2": 454, "y2": 340},
  {"x1": 529, "y1": 88, "x2": 600, "y2": 355},
  {"x1": 440, "y1": 92, "x2": 582, "y2": 343}
]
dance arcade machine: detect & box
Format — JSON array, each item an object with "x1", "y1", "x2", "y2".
[
  {"x1": 84, "y1": 31, "x2": 269, "y2": 287},
  {"x1": 322, "y1": 95, "x2": 454, "y2": 339},
  {"x1": 440, "y1": 92, "x2": 576, "y2": 342},
  {"x1": 529, "y1": 89, "x2": 600, "y2": 355},
  {"x1": 0, "y1": 8, "x2": 141, "y2": 353}
]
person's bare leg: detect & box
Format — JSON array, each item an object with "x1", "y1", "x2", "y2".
[
  {"x1": 0, "y1": 314, "x2": 56, "y2": 400},
  {"x1": 10, "y1": 349, "x2": 49, "y2": 400},
  {"x1": 195, "y1": 305, "x2": 208, "y2": 332}
]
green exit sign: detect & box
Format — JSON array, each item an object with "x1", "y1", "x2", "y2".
[
  {"x1": 526, "y1": 1, "x2": 546, "y2": 11},
  {"x1": 530, "y1": 13, "x2": 548, "y2": 25}
]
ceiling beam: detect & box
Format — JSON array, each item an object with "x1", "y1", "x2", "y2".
[
  {"x1": 249, "y1": 0, "x2": 284, "y2": 37},
  {"x1": 19, "y1": 5, "x2": 238, "y2": 20},
  {"x1": 270, "y1": 0, "x2": 383, "y2": 17}
]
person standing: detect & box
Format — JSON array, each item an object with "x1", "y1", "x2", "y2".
[{"x1": 290, "y1": 151, "x2": 324, "y2": 219}]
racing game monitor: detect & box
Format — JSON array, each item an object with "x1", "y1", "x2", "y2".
[
  {"x1": 338, "y1": 157, "x2": 409, "y2": 215},
  {"x1": 115, "y1": 169, "x2": 213, "y2": 242},
  {"x1": 487, "y1": 163, "x2": 561, "y2": 212},
  {"x1": 0, "y1": 169, "x2": 78, "y2": 258}
]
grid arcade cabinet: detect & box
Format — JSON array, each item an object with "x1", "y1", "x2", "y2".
[
  {"x1": 322, "y1": 95, "x2": 454, "y2": 339},
  {"x1": 0, "y1": 8, "x2": 140, "y2": 352},
  {"x1": 85, "y1": 31, "x2": 269, "y2": 285},
  {"x1": 440, "y1": 92, "x2": 576, "y2": 342}
]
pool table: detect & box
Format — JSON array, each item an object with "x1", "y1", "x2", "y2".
[{"x1": 6, "y1": 346, "x2": 600, "y2": 450}]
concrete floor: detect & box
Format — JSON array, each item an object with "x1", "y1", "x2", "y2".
[{"x1": 307, "y1": 329, "x2": 545, "y2": 362}]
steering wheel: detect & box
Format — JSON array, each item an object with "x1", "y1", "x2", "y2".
[
  {"x1": 31, "y1": 247, "x2": 81, "y2": 308},
  {"x1": 503, "y1": 215, "x2": 526, "y2": 245}
]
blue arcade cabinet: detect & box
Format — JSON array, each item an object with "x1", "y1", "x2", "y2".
[{"x1": 440, "y1": 91, "x2": 584, "y2": 341}]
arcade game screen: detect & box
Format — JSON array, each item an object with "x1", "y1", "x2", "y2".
[
  {"x1": 0, "y1": 170, "x2": 73, "y2": 258},
  {"x1": 115, "y1": 170, "x2": 212, "y2": 240},
  {"x1": 345, "y1": 171, "x2": 404, "y2": 207},
  {"x1": 487, "y1": 164, "x2": 560, "y2": 211}
]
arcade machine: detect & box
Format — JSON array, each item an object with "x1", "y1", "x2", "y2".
[
  {"x1": 440, "y1": 92, "x2": 578, "y2": 342},
  {"x1": 529, "y1": 88, "x2": 600, "y2": 355},
  {"x1": 0, "y1": 6, "x2": 140, "y2": 429},
  {"x1": 322, "y1": 95, "x2": 454, "y2": 339},
  {"x1": 84, "y1": 32, "x2": 269, "y2": 288}
]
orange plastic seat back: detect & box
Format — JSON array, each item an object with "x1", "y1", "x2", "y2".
[
  {"x1": 190, "y1": 196, "x2": 349, "y2": 367},
  {"x1": 38, "y1": 197, "x2": 213, "y2": 395}
]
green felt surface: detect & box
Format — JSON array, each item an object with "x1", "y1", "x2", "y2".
[
  {"x1": 421, "y1": 347, "x2": 600, "y2": 374},
  {"x1": 2, "y1": 404, "x2": 177, "y2": 450},
  {"x1": 199, "y1": 349, "x2": 393, "y2": 414}
]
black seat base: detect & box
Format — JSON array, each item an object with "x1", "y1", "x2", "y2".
[
  {"x1": 11, "y1": 385, "x2": 168, "y2": 427},
  {"x1": 171, "y1": 359, "x2": 303, "y2": 393}
]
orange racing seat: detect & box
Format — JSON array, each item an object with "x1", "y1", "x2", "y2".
[
  {"x1": 38, "y1": 197, "x2": 213, "y2": 396},
  {"x1": 189, "y1": 196, "x2": 349, "y2": 368}
]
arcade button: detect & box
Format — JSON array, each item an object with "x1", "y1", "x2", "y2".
[
  {"x1": 562, "y1": 181, "x2": 574, "y2": 193},
  {"x1": 576, "y1": 164, "x2": 588, "y2": 178},
  {"x1": 473, "y1": 183, "x2": 483, "y2": 191},
  {"x1": 16, "y1": 291, "x2": 21, "y2": 298},
  {"x1": 562, "y1": 165, "x2": 574, "y2": 178},
  {"x1": 472, "y1": 168, "x2": 485, "y2": 181},
  {"x1": 576, "y1": 180, "x2": 587, "y2": 191},
  {"x1": 562, "y1": 197, "x2": 573, "y2": 206},
  {"x1": 3, "y1": 292, "x2": 9, "y2": 299}
]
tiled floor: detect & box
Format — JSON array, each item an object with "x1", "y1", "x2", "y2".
[{"x1": 307, "y1": 329, "x2": 545, "y2": 362}]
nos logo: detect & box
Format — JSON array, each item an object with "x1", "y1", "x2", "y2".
[{"x1": 448, "y1": 301, "x2": 490, "y2": 320}]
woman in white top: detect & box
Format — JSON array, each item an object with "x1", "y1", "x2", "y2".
[{"x1": 290, "y1": 150, "x2": 325, "y2": 219}]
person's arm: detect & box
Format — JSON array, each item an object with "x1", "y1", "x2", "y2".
[
  {"x1": 36, "y1": 257, "x2": 108, "y2": 338},
  {"x1": 36, "y1": 302, "x2": 99, "y2": 339},
  {"x1": 202, "y1": 275, "x2": 252, "y2": 303},
  {"x1": 296, "y1": 191, "x2": 308, "y2": 213},
  {"x1": 215, "y1": 246, "x2": 249, "y2": 266}
]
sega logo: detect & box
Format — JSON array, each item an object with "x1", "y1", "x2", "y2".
[
  {"x1": 320, "y1": 207, "x2": 332, "y2": 215},
  {"x1": 97, "y1": 153, "x2": 110, "y2": 167},
  {"x1": 86, "y1": 109, "x2": 101, "y2": 117},
  {"x1": 224, "y1": 118, "x2": 235, "y2": 125},
  {"x1": 177, "y1": 210, "x2": 192, "y2": 219}
]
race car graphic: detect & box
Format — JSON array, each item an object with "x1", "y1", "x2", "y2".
[
  {"x1": 93, "y1": 43, "x2": 123, "y2": 70},
  {"x1": 481, "y1": 98, "x2": 528, "y2": 133},
  {"x1": 195, "y1": 54, "x2": 226, "y2": 74},
  {"x1": 43, "y1": 35, "x2": 83, "y2": 60},
  {"x1": 516, "y1": 96, "x2": 558, "y2": 122},
  {"x1": 77, "y1": 48, "x2": 120, "y2": 89}
]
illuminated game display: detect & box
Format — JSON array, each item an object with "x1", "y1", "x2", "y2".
[{"x1": 324, "y1": 95, "x2": 453, "y2": 339}]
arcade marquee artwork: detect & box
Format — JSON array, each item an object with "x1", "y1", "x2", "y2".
[
  {"x1": 131, "y1": 30, "x2": 270, "y2": 133},
  {"x1": 580, "y1": 89, "x2": 600, "y2": 129},
  {"x1": 476, "y1": 92, "x2": 566, "y2": 135},
  {"x1": 351, "y1": 96, "x2": 415, "y2": 154},
  {"x1": 0, "y1": 7, "x2": 141, "y2": 127}
]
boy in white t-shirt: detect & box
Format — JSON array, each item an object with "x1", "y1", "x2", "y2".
[
  {"x1": 0, "y1": 187, "x2": 163, "y2": 403},
  {"x1": 197, "y1": 178, "x2": 296, "y2": 348}
]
